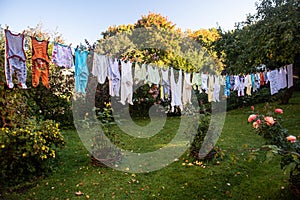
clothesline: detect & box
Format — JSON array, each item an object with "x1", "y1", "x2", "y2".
[{"x1": 3, "y1": 27, "x2": 294, "y2": 111}]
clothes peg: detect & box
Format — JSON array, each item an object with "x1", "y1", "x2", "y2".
[
  {"x1": 68, "y1": 43, "x2": 72, "y2": 47},
  {"x1": 47, "y1": 37, "x2": 50, "y2": 41},
  {"x1": 22, "y1": 30, "x2": 25, "y2": 35},
  {"x1": 5, "y1": 25, "x2": 9, "y2": 30}
]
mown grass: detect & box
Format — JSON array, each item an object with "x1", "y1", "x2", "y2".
[{"x1": 1, "y1": 92, "x2": 300, "y2": 200}]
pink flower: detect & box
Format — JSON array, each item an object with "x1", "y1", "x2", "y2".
[
  {"x1": 275, "y1": 108, "x2": 283, "y2": 114},
  {"x1": 248, "y1": 114, "x2": 258, "y2": 123},
  {"x1": 253, "y1": 121, "x2": 259, "y2": 129},
  {"x1": 256, "y1": 119, "x2": 261, "y2": 124},
  {"x1": 264, "y1": 116, "x2": 275, "y2": 126},
  {"x1": 286, "y1": 135, "x2": 297, "y2": 143},
  {"x1": 251, "y1": 106, "x2": 255, "y2": 111}
]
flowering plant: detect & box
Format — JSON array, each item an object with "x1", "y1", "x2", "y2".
[{"x1": 247, "y1": 104, "x2": 300, "y2": 193}]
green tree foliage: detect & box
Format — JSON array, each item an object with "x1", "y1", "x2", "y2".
[
  {"x1": 96, "y1": 12, "x2": 218, "y2": 72},
  {"x1": 214, "y1": 0, "x2": 300, "y2": 74}
]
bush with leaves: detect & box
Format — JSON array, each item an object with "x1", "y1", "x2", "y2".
[
  {"x1": 248, "y1": 104, "x2": 300, "y2": 195},
  {"x1": 0, "y1": 119, "x2": 64, "y2": 185}
]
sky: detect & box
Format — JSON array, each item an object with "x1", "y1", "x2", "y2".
[{"x1": 0, "y1": 0, "x2": 258, "y2": 46}]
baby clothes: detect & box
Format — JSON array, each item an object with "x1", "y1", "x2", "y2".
[
  {"x1": 207, "y1": 74, "x2": 214, "y2": 102},
  {"x1": 147, "y1": 64, "x2": 160, "y2": 84},
  {"x1": 224, "y1": 75, "x2": 231, "y2": 97},
  {"x1": 233, "y1": 75, "x2": 239, "y2": 91},
  {"x1": 255, "y1": 73, "x2": 260, "y2": 90},
  {"x1": 170, "y1": 68, "x2": 183, "y2": 112},
  {"x1": 31, "y1": 37, "x2": 50, "y2": 88},
  {"x1": 74, "y1": 49, "x2": 89, "y2": 94},
  {"x1": 213, "y1": 75, "x2": 220, "y2": 102},
  {"x1": 134, "y1": 63, "x2": 148, "y2": 85},
  {"x1": 287, "y1": 64, "x2": 293, "y2": 88},
  {"x1": 52, "y1": 43, "x2": 73, "y2": 68},
  {"x1": 108, "y1": 58, "x2": 121, "y2": 97},
  {"x1": 278, "y1": 67, "x2": 287, "y2": 89},
  {"x1": 182, "y1": 72, "x2": 193, "y2": 105},
  {"x1": 238, "y1": 75, "x2": 245, "y2": 97},
  {"x1": 251, "y1": 74, "x2": 257, "y2": 92},
  {"x1": 92, "y1": 53, "x2": 108, "y2": 84},
  {"x1": 160, "y1": 67, "x2": 170, "y2": 101},
  {"x1": 201, "y1": 73, "x2": 208, "y2": 93},
  {"x1": 4, "y1": 29, "x2": 27, "y2": 89},
  {"x1": 191, "y1": 72, "x2": 201, "y2": 91},
  {"x1": 120, "y1": 61, "x2": 133, "y2": 105},
  {"x1": 244, "y1": 74, "x2": 252, "y2": 96}
]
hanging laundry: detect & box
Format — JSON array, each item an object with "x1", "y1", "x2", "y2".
[
  {"x1": 147, "y1": 64, "x2": 160, "y2": 84},
  {"x1": 264, "y1": 71, "x2": 269, "y2": 84},
  {"x1": 259, "y1": 72, "x2": 265, "y2": 86},
  {"x1": 268, "y1": 69, "x2": 279, "y2": 95},
  {"x1": 255, "y1": 73, "x2": 260, "y2": 90},
  {"x1": 224, "y1": 75, "x2": 231, "y2": 97},
  {"x1": 287, "y1": 64, "x2": 293, "y2": 88},
  {"x1": 191, "y1": 72, "x2": 201, "y2": 91},
  {"x1": 238, "y1": 75, "x2": 245, "y2": 97},
  {"x1": 170, "y1": 68, "x2": 183, "y2": 112},
  {"x1": 160, "y1": 67, "x2": 170, "y2": 101},
  {"x1": 278, "y1": 67, "x2": 287, "y2": 89},
  {"x1": 201, "y1": 72, "x2": 208, "y2": 93},
  {"x1": 213, "y1": 75, "x2": 221, "y2": 102},
  {"x1": 251, "y1": 73, "x2": 257, "y2": 92},
  {"x1": 207, "y1": 74, "x2": 214, "y2": 102},
  {"x1": 92, "y1": 53, "x2": 108, "y2": 84},
  {"x1": 120, "y1": 61, "x2": 133, "y2": 105},
  {"x1": 134, "y1": 63, "x2": 148, "y2": 85},
  {"x1": 108, "y1": 58, "x2": 121, "y2": 97},
  {"x1": 229, "y1": 75, "x2": 235, "y2": 91},
  {"x1": 182, "y1": 72, "x2": 193, "y2": 105},
  {"x1": 233, "y1": 75, "x2": 240, "y2": 91},
  {"x1": 52, "y1": 43, "x2": 73, "y2": 68},
  {"x1": 4, "y1": 29, "x2": 27, "y2": 89},
  {"x1": 74, "y1": 49, "x2": 89, "y2": 94},
  {"x1": 244, "y1": 74, "x2": 252, "y2": 96},
  {"x1": 31, "y1": 37, "x2": 51, "y2": 89}
]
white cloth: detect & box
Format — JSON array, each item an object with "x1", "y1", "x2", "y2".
[
  {"x1": 233, "y1": 75, "x2": 239, "y2": 91},
  {"x1": 147, "y1": 64, "x2": 160, "y2": 84},
  {"x1": 269, "y1": 70, "x2": 279, "y2": 95},
  {"x1": 278, "y1": 67, "x2": 287, "y2": 89},
  {"x1": 160, "y1": 67, "x2": 170, "y2": 100},
  {"x1": 120, "y1": 61, "x2": 133, "y2": 105},
  {"x1": 201, "y1": 73, "x2": 208, "y2": 93},
  {"x1": 108, "y1": 58, "x2": 121, "y2": 97},
  {"x1": 170, "y1": 68, "x2": 183, "y2": 111},
  {"x1": 192, "y1": 72, "x2": 201, "y2": 91},
  {"x1": 182, "y1": 72, "x2": 193, "y2": 105},
  {"x1": 208, "y1": 74, "x2": 214, "y2": 102},
  {"x1": 287, "y1": 64, "x2": 293, "y2": 88},
  {"x1": 92, "y1": 53, "x2": 108, "y2": 84},
  {"x1": 213, "y1": 75, "x2": 220, "y2": 102},
  {"x1": 244, "y1": 74, "x2": 252, "y2": 96},
  {"x1": 134, "y1": 63, "x2": 147, "y2": 84},
  {"x1": 238, "y1": 75, "x2": 245, "y2": 97}
]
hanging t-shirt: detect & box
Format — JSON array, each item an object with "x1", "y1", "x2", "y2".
[
  {"x1": 207, "y1": 74, "x2": 214, "y2": 102},
  {"x1": 244, "y1": 74, "x2": 252, "y2": 96}
]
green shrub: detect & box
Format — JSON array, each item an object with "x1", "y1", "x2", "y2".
[{"x1": 0, "y1": 119, "x2": 65, "y2": 185}]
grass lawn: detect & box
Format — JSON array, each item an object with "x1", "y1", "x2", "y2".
[{"x1": 1, "y1": 92, "x2": 300, "y2": 200}]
